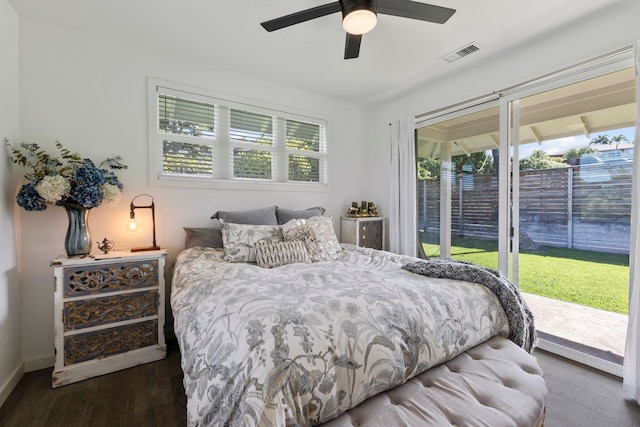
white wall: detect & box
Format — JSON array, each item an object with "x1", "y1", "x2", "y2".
[
  {"x1": 366, "y1": 1, "x2": 640, "y2": 220},
  {"x1": 17, "y1": 19, "x2": 370, "y2": 368},
  {"x1": 0, "y1": 0, "x2": 22, "y2": 406}
]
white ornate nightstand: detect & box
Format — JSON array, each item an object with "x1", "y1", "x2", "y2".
[
  {"x1": 340, "y1": 217, "x2": 387, "y2": 250},
  {"x1": 50, "y1": 250, "x2": 167, "y2": 387}
]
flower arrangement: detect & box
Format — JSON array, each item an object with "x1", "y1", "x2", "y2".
[{"x1": 7, "y1": 141, "x2": 127, "y2": 212}]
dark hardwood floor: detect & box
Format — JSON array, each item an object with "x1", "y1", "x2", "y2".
[
  {"x1": 0, "y1": 340, "x2": 187, "y2": 427},
  {"x1": 1, "y1": 342, "x2": 639, "y2": 426}
]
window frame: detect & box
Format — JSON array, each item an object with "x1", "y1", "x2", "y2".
[{"x1": 148, "y1": 78, "x2": 330, "y2": 191}]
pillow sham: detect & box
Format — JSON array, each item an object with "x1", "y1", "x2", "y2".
[
  {"x1": 281, "y1": 216, "x2": 341, "y2": 262},
  {"x1": 276, "y1": 206, "x2": 326, "y2": 225},
  {"x1": 183, "y1": 227, "x2": 223, "y2": 249},
  {"x1": 211, "y1": 206, "x2": 278, "y2": 225},
  {"x1": 254, "y1": 239, "x2": 310, "y2": 268},
  {"x1": 220, "y1": 221, "x2": 284, "y2": 263}
]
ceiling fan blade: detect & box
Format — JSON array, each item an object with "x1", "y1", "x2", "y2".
[
  {"x1": 377, "y1": 0, "x2": 456, "y2": 24},
  {"x1": 261, "y1": 2, "x2": 342, "y2": 32},
  {"x1": 344, "y1": 33, "x2": 362, "y2": 59}
]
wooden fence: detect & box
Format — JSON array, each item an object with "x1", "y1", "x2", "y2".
[{"x1": 418, "y1": 163, "x2": 633, "y2": 254}]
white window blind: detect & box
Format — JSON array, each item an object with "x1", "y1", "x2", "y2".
[
  {"x1": 286, "y1": 119, "x2": 324, "y2": 183},
  {"x1": 151, "y1": 83, "x2": 328, "y2": 188}
]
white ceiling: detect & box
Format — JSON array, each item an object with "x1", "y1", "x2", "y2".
[{"x1": 9, "y1": 0, "x2": 628, "y2": 105}]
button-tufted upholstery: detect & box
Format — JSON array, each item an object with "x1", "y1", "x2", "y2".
[{"x1": 321, "y1": 336, "x2": 547, "y2": 427}]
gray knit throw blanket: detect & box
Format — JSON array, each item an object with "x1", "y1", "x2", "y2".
[{"x1": 403, "y1": 259, "x2": 536, "y2": 353}]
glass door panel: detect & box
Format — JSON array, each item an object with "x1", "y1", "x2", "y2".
[
  {"x1": 416, "y1": 105, "x2": 501, "y2": 270},
  {"x1": 514, "y1": 68, "x2": 635, "y2": 365}
]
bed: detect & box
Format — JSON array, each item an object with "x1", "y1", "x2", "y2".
[{"x1": 171, "y1": 208, "x2": 546, "y2": 426}]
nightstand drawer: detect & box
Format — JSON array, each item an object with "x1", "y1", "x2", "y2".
[
  {"x1": 63, "y1": 319, "x2": 158, "y2": 365},
  {"x1": 341, "y1": 217, "x2": 387, "y2": 250},
  {"x1": 63, "y1": 290, "x2": 159, "y2": 331},
  {"x1": 63, "y1": 259, "x2": 159, "y2": 297}
]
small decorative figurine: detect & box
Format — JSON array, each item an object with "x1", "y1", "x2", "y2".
[
  {"x1": 347, "y1": 201, "x2": 379, "y2": 217},
  {"x1": 97, "y1": 237, "x2": 115, "y2": 254}
]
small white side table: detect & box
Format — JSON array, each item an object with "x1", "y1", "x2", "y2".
[{"x1": 340, "y1": 217, "x2": 387, "y2": 250}]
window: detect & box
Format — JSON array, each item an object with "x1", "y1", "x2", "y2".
[{"x1": 150, "y1": 81, "x2": 328, "y2": 189}]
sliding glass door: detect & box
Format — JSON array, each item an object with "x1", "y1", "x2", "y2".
[
  {"x1": 416, "y1": 104, "x2": 501, "y2": 270},
  {"x1": 510, "y1": 67, "x2": 636, "y2": 373},
  {"x1": 416, "y1": 56, "x2": 636, "y2": 375}
]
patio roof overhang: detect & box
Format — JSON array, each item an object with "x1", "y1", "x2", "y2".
[{"x1": 417, "y1": 68, "x2": 636, "y2": 159}]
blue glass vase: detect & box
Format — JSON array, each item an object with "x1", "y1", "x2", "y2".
[{"x1": 65, "y1": 208, "x2": 92, "y2": 257}]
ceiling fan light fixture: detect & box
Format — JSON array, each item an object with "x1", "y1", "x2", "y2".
[{"x1": 342, "y1": 9, "x2": 377, "y2": 35}]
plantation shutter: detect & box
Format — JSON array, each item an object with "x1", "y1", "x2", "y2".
[
  {"x1": 230, "y1": 109, "x2": 274, "y2": 180},
  {"x1": 286, "y1": 119, "x2": 320, "y2": 151},
  {"x1": 153, "y1": 81, "x2": 328, "y2": 187},
  {"x1": 159, "y1": 94, "x2": 215, "y2": 138},
  {"x1": 286, "y1": 119, "x2": 324, "y2": 183},
  {"x1": 158, "y1": 93, "x2": 215, "y2": 176}
]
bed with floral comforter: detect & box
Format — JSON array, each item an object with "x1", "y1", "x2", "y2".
[{"x1": 171, "y1": 244, "x2": 514, "y2": 426}]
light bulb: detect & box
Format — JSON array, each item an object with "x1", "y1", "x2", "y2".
[
  {"x1": 342, "y1": 9, "x2": 377, "y2": 35},
  {"x1": 127, "y1": 218, "x2": 138, "y2": 232}
]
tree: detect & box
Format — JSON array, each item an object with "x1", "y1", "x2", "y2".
[
  {"x1": 610, "y1": 134, "x2": 629, "y2": 150},
  {"x1": 417, "y1": 158, "x2": 440, "y2": 180},
  {"x1": 417, "y1": 151, "x2": 494, "y2": 180},
  {"x1": 519, "y1": 149, "x2": 565, "y2": 170},
  {"x1": 589, "y1": 134, "x2": 629, "y2": 149},
  {"x1": 589, "y1": 135, "x2": 611, "y2": 146},
  {"x1": 453, "y1": 151, "x2": 493, "y2": 175},
  {"x1": 563, "y1": 146, "x2": 597, "y2": 163}
]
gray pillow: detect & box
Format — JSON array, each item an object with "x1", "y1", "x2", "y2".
[
  {"x1": 276, "y1": 206, "x2": 326, "y2": 224},
  {"x1": 183, "y1": 227, "x2": 223, "y2": 249},
  {"x1": 211, "y1": 206, "x2": 278, "y2": 225}
]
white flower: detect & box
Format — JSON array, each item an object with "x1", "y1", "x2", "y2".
[
  {"x1": 100, "y1": 183, "x2": 122, "y2": 205},
  {"x1": 100, "y1": 184, "x2": 122, "y2": 205},
  {"x1": 35, "y1": 175, "x2": 70, "y2": 203}
]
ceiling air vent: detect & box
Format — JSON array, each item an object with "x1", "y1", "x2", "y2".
[{"x1": 441, "y1": 43, "x2": 480, "y2": 63}]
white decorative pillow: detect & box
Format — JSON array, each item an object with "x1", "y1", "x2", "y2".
[
  {"x1": 220, "y1": 220, "x2": 283, "y2": 263},
  {"x1": 254, "y1": 239, "x2": 310, "y2": 268},
  {"x1": 281, "y1": 216, "x2": 341, "y2": 262}
]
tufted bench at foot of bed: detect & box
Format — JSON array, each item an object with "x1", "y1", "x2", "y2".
[{"x1": 321, "y1": 335, "x2": 547, "y2": 427}]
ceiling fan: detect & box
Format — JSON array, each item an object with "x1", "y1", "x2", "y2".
[{"x1": 261, "y1": 0, "x2": 456, "y2": 59}]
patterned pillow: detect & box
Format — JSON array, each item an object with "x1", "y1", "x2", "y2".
[
  {"x1": 281, "y1": 216, "x2": 341, "y2": 262},
  {"x1": 254, "y1": 240, "x2": 310, "y2": 268},
  {"x1": 220, "y1": 221, "x2": 283, "y2": 263}
]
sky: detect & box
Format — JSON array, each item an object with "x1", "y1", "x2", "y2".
[{"x1": 517, "y1": 126, "x2": 636, "y2": 159}]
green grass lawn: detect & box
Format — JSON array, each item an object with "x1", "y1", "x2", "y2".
[{"x1": 422, "y1": 236, "x2": 630, "y2": 314}]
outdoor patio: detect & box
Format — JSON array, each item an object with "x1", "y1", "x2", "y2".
[{"x1": 522, "y1": 292, "x2": 628, "y2": 364}]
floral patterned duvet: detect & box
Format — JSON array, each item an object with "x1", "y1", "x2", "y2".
[{"x1": 171, "y1": 245, "x2": 510, "y2": 427}]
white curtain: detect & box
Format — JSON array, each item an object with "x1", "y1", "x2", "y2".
[
  {"x1": 389, "y1": 117, "x2": 417, "y2": 257},
  {"x1": 623, "y1": 40, "x2": 640, "y2": 404}
]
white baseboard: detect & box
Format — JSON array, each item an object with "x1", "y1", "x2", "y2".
[
  {"x1": 24, "y1": 354, "x2": 54, "y2": 373},
  {"x1": 0, "y1": 361, "x2": 24, "y2": 408}
]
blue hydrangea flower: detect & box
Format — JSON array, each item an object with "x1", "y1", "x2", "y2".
[
  {"x1": 74, "y1": 163, "x2": 106, "y2": 188},
  {"x1": 70, "y1": 184, "x2": 103, "y2": 208},
  {"x1": 16, "y1": 183, "x2": 47, "y2": 211}
]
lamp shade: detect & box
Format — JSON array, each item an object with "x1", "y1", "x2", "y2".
[{"x1": 342, "y1": 9, "x2": 377, "y2": 35}]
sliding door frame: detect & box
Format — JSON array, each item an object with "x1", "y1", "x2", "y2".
[{"x1": 415, "y1": 46, "x2": 635, "y2": 377}]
